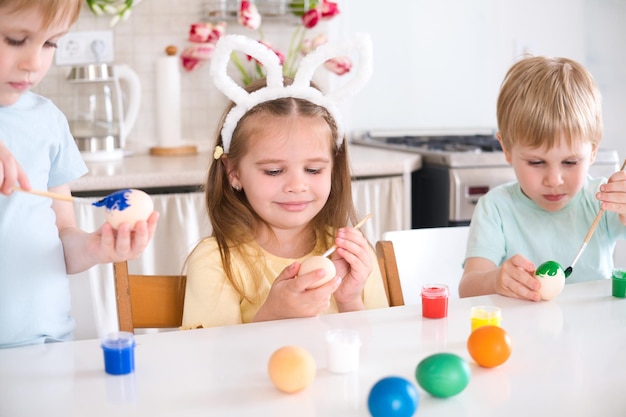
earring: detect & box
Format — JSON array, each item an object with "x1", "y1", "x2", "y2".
[{"x1": 233, "y1": 184, "x2": 241, "y2": 191}]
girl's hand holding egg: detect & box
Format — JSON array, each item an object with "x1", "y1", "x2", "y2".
[{"x1": 298, "y1": 256, "x2": 336, "y2": 289}]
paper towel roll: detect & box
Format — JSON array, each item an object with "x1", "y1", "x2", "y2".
[{"x1": 155, "y1": 55, "x2": 182, "y2": 147}]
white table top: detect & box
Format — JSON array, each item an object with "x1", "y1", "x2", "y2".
[
  {"x1": 69, "y1": 145, "x2": 422, "y2": 192},
  {"x1": 1, "y1": 279, "x2": 625, "y2": 416}
]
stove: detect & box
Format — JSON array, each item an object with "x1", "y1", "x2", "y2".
[{"x1": 352, "y1": 130, "x2": 620, "y2": 228}]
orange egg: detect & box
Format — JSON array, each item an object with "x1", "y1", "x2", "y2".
[
  {"x1": 467, "y1": 325, "x2": 512, "y2": 368},
  {"x1": 267, "y1": 346, "x2": 316, "y2": 393}
]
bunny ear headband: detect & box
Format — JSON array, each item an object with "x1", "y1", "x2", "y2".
[{"x1": 210, "y1": 33, "x2": 373, "y2": 153}]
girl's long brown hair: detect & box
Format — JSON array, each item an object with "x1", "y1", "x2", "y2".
[{"x1": 203, "y1": 78, "x2": 357, "y2": 301}]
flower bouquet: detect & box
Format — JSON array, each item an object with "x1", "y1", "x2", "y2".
[
  {"x1": 181, "y1": 0, "x2": 350, "y2": 85},
  {"x1": 85, "y1": 0, "x2": 138, "y2": 26}
]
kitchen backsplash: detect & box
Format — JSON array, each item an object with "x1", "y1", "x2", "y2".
[{"x1": 35, "y1": 0, "x2": 309, "y2": 154}]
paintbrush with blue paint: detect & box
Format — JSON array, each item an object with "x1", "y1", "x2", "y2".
[{"x1": 13, "y1": 187, "x2": 95, "y2": 204}]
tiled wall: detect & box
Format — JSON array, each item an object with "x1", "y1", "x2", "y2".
[{"x1": 35, "y1": 0, "x2": 311, "y2": 154}]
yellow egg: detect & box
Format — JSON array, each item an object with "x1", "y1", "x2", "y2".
[
  {"x1": 268, "y1": 346, "x2": 316, "y2": 393},
  {"x1": 299, "y1": 256, "x2": 336, "y2": 289},
  {"x1": 95, "y1": 189, "x2": 154, "y2": 229}
]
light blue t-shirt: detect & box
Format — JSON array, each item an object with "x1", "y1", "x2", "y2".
[
  {"x1": 0, "y1": 92, "x2": 88, "y2": 348},
  {"x1": 466, "y1": 177, "x2": 626, "y2": 283}
]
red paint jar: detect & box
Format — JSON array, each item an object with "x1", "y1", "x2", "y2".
[{"x1": 421, "y1": 284, "x2": 449, "y2": 319}]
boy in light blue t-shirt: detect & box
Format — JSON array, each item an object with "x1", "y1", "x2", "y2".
[
  {"x1": 0, "y1": 0, "x2": 159, "y2": 348},
  {"x1": 459, "y1": 56, "x2": 626, "y2": 301}
]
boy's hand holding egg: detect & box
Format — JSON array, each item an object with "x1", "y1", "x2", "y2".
[{"x1": 93, "y1": 189, "x2": 154, "y2": 229}]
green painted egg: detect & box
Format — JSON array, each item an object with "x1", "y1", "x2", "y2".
[
  {"x1": 415, "y1": 353, "x2": 471, "y2": 398},
  {"x1": 534, "y1": 260, "x2": 566, "y2": 301}
]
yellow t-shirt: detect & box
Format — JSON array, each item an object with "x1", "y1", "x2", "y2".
[{"x1": 182, "y1": 237, "x2": 389, "y2": 329}]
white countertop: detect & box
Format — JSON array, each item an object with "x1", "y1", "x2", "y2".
[
  {"x1": 69, "y1": 144, "x2": 422, "y2": 193},
  {"x1": 1, "y1": 279, "x2": 624, "y2": 416}
]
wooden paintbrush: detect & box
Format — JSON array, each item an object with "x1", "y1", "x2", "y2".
[
  {"x1": 564, "y1": 158, "x2": 626, "y2": 277},
  {"x1": 13, "y1": 187, "x2": 94, "y2": 204},
  {"x1": 322, "y1": 213, "x2": 372, "y2": 258}
]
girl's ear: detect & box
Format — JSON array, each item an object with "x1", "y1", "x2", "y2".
[{"x1": 222, "y1": 156, "x2": 240, "y2": 185}]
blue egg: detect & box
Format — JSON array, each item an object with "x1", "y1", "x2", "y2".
[
  {"x1": 415, "y1": 353, "x2": 471, "y2": 398},
  {"x1": 368, "y1": 376, "x2": 419, "y2": 417}
]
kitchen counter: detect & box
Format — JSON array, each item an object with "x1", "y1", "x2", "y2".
[{"x1": 69, "y1": 144, "x2": 422, "y2": 193}]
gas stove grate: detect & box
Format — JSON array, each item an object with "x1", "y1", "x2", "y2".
[{"x1": 383, "y1": 134, "x2": 502, "y2": 153}]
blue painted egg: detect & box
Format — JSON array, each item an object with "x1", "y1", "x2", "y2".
[
  {"x1": 415, "y1": 353, "x2": 470, "y2": 398},
  {"x1": 93, "y1": 188, "x2": 153, "y2": 229},
  {"x1": 368, "y1": 376, "x2": 419, "y2": 417}
]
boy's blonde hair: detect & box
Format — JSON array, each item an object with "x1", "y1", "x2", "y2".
[
  {"x1": 497, "y1": 56, "x2": 603, "y2": 151},
  {"x1": 0, "y1": 0, "x2": 83, "y2": 28}
]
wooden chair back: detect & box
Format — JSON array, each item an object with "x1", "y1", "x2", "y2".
[
  {"x1": 376, "y1": 240, "x2": 405, "y2": 307},
  {"x1": 113, "y1": 261, "x2": 187, "y2": 333}
]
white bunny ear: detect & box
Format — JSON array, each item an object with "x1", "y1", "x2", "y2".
[
  {"x1": 210, "y1": 33, "x2": 373, "y2": 152},
  {"x1": 210, "y1": 34, "x2": 284, "y2": 108},
  {"x1": 294, "y1": 33, "x2": 373, "y2": 102}
]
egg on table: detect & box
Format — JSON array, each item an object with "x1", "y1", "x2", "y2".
[
  {"x1": 415, "y1": 352, "x2": 471, "y2": 398},
  {"x1": 534, "y1": 260, "x2": 566, "y2": 301},
  {"x1": 267, "y1": 346, "x2": 316, "y2": 393},
  {"x1": 92, "y1": 189, "x2": 154, "y2": 229},
  {"x1": 298, "y1": 255, "x2": 336, "y2": 289},
  {"x1": 368, "y1": 376, "x2": 420, "y2": 417}
]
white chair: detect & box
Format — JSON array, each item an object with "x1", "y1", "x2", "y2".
[{"x1": 378, "y1": 226, "x2": 469, "y2": 304}]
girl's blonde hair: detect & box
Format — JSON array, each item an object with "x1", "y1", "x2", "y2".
[
  {"x1": 497, "y1": 56, "x2": 603, "y2": 151},
  {"x1": 0, "y1": 0, "x2": 83, "y2": 28},
  {"x1": 204, "y1": 78, "x2": 357, "y2": 301}
]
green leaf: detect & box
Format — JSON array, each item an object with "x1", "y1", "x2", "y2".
[{"x1": 288, "y1": 0, "x2": 319, "y2": 17}]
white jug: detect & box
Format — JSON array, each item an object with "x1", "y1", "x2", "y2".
[{"x1": 67, "y1": 63, "x2": 141, "y2": 161}]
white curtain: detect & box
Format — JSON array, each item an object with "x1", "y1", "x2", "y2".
[
  {"x1": 69, "y1": 176, "x2": 405, "y2": 340},
  {"x1": 69, "y1": 191, "x2": 210, "y2": 340}
]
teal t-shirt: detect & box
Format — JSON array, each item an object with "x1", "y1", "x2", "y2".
[
  {"x1": 0, "y1": 92, "x2": 88, "y2": 348},
  {"x1": 466, "y1": 178, "x2": 626, "y2": 283}
]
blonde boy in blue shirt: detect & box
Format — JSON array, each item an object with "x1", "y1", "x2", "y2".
[
  {"x1": 0, "y1": 0, "x2": 159, "y2": 347},
  {"x1": 459, "y1": 56, "x2": 626, "y2": 301}
]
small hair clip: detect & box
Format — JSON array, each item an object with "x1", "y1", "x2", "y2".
[
  {"x1": 213, "y1": 145, "x2": 224, "y2": 160},
  {"x1": 210, "y1": 33, "x2": 373, "y2": 153}
]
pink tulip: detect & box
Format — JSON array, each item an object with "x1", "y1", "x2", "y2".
[
  {"x1": 302, "y1": 8, "x2": 320, "y2": 28},
  {"x1": 180, "y1": 44, "x2": 217, "y2": 71},
  {"x1": 324, "y1": 56, "x2": 352, "y2": 75},
  {"x1": 320, "y1": 0, "x2": 340, "y2": 19},
  {"x1": 238, "y1": 1, "x2": 261, "y2": 30},
  {"x1": 188, "y1": 22, "x2": 226, "y2": 43}
]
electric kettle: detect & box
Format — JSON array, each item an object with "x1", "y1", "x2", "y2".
[{"x1": 67, "y1": 63, "x2": 141, "y2": 161}]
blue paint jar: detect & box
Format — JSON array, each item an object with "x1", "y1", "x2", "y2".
[{"x1": 102, "y1": 331, "x2": 135, "y2": 375}]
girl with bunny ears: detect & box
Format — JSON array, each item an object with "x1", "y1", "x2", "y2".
[{"x1": 182, "y1": 34, "x2": 388, "y2": 329}]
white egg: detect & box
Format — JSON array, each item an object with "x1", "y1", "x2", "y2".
[
  {"x1": 95, "y1": 189, "x2": 154, "y2": 229},
  {"x1": 535, "y1": 265, "x2": 566, "y2": 301},
  {"x1": 299, "y1": 256, "x2": 336, "y2": 289}
]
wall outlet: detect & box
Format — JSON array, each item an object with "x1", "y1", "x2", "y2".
[{"x1": 55, "y1": 30, "x2": 115, "y2": 66}]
